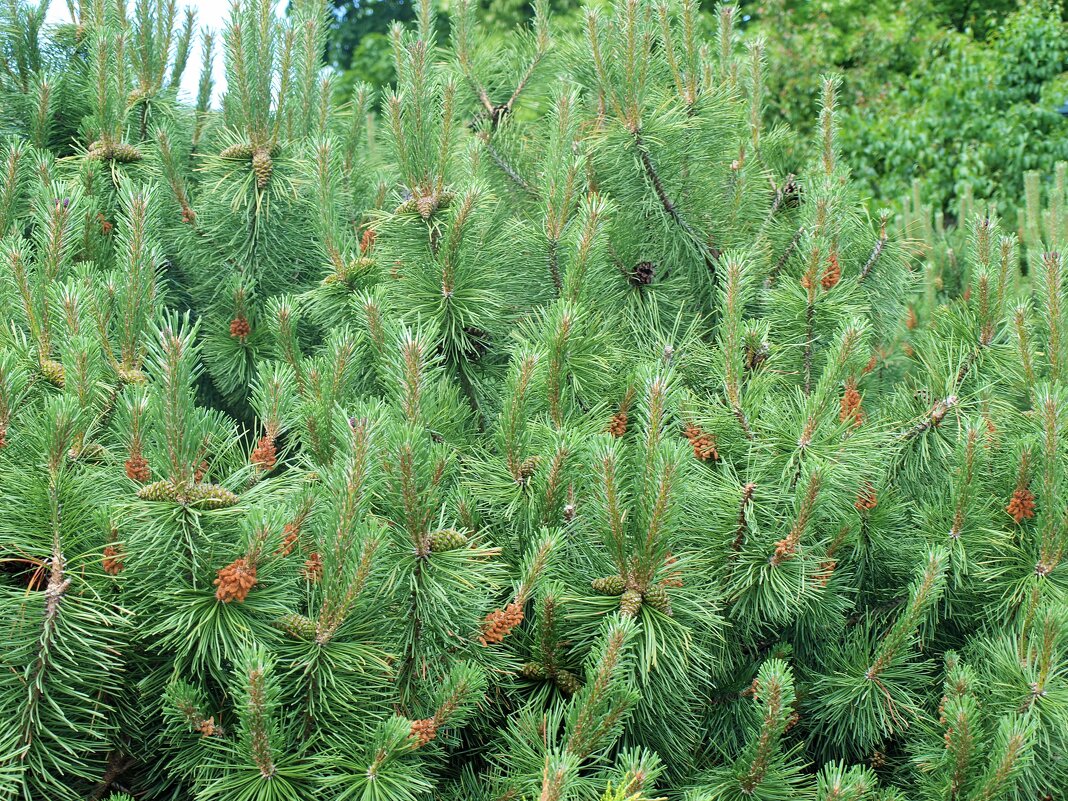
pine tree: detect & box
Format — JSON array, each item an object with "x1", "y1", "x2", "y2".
[{"x1": 1, "y1": 0, "x2": 1067, "y2": 799}]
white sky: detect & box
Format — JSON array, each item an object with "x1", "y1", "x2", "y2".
[{"x1": 44, "y1": 0, "x2": 289, "y2": 104}]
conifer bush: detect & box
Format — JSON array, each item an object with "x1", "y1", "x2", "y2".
[{"x1": 1, "y1": 1, "x2": 1066, "y2": 799}]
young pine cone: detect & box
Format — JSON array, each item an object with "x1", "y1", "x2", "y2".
[
  {"x1": 138, "y1": 480, "x2": 179, "y2": 502},
  {"x1": 214, "y1": 557, "x2": 257, "y2": 603},
  {"x1": 110, "y1": 142, "x2": 143, "y2": 163},
  {"x1": 592, "y1": 575, "x2": 626, "y2": 596},
  {"x1": 643, "y1": 584, "x2": 672, "y2": 615},
  {"x1": 619, "y1": 589, "x2": 643, "y2": 618},
  {"x1": 116, "y1": 363, "x2": 147, "y2": 385},
  {"x1": 554, "y1": 669, "x2": 582, "y2": 695},
  {"x1": 430, "y1": 528, "x2": 467, "y2": 552},
  {"x1": 516, "y1": 456, "x2": 539, "y2": 485},
  {"x1": 187, "y1": 483, "x2": 239, "y2": 509},
  {"x1": 251, "y1": 148, "x2": 273, "y2": 189},
  {"x1": 275, "y1": 613, "x2": 317, "y2": 640},
  {"x1": 40, "y1": 358, "x2": 65, "y2": 387},
  {"x1": 137, "y1": 480, "x2": 238, "y2": 509},
  {"x1": 521, "y1": 662, "x2": 548, "y2": 680},
  {"x1": 219, "y1": 142, "x2": 255, "y2": 160}
]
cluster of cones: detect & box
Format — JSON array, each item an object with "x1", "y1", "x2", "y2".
[{"x1": 592, "y1": 574, "x2": 673, "y2": 617}]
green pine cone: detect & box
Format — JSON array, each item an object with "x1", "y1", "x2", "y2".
[
  {"x1": 554, "y1": 669, "x2": 582, "y2": 695},
  {"x1": 520, "y1": 662, "x2": 548, "y2": 680},
  {"x1": 430, "y1": 528, "x2": 468, "y2": 552},
  {"x1": 619, "y1": 589, "x2": 643, "y2": 617},
  {"x1": 276, "y1": 614, "x2": 318, "y2": 640},
  {"x1": 643, "y1": 584, "x2": 672, "y2": 616},
  {"x1": 70, "y1": 442, "x2": 109, "y2": 463},
  {"x1": 116, "y1": 363, "x2": 147, "y2": 384},
  {"x1": 219, "y1": 142, "x2": 255, "y2": 160},
  {"x1": 592, "y1": 575, "x2": 626, "y2": 595},
  {"x1": 251, "y1": 148, "x2": 273, "y2": 189},
  {"x1": 40, "y1": 358, "x2": 65, "y2": 387},
  {"x1": 137, "y1": 480, "x2": 179, "y2": 502},
  {"x1": 187, "y1": 483, "x2": 239, "y2": 509},
  {"x1": 136, "y1": 480, "x2": 238, "y2": 509},
  {"x1": 110, "y1": 142, "x2": 143, "y2": 163}
]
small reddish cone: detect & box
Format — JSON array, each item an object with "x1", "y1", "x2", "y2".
[
  {"x1": 662, "y1": 552, "x2": 684, "y2": 587},
  {"x1": 230, "y1": 316, "x2": 251, "y2": 339},
  {"x1": 630, "y1": 261, "x2": 655, "y2": 286},
  {"x1": 103, "y1": 544, "x2": 125, "y2": 576},
  {"x1": 855, "y1": 483, "x2": 877, "y2": 511},
  {"x1": 608, "y1": 410, "x2": 628, "y2": 437},
  {"x1": 125, "y1": 452, "x2": 151, "y2": 482},
  {"x1": 214, "y1": 558, "x2": 257, "y2": 602},
  {"x1": 1006, "y1": 487, "x2": 1035, "y2": 523},
  {"x1": 277, "y1": 522, "x2": 299, "y2": 557},
  {"x1": 813, "y1": 558, "x2": 836, "y2": 587},
  {"x1": 409, "y1": 718, "x2": 437, "y2": 747},
  {"x1": 360, "y1": 227, "x2": 376, "y2": 254},
  {"x1": 821, "y1": 252, "x2": 841, "y2": 289},
  {"x1": 197, "y1": 717, "x2": 218, "y2": 737},
  {"x1": 683, "y1": 424, "x2": 718, "y2": 461},
  {"x1": 251, "y1": 435, "x2": 277, "y2": 471},
  {"x1": 479, "y1": 602, "x2": 524, "y2": 645},
  {"x1": 194, "y1": 460, "x2": 209, "y2": 482},
  {"x1": 301, "y1": 552, "x2": 322, "y2": 582},
  {"x1": 840, "y1": 380, "x2": 864, "y2": 428}
]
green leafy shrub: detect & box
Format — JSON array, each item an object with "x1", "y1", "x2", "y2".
[{"x1": 748, "y1": 0, "x2": 1068, "y2": 215}]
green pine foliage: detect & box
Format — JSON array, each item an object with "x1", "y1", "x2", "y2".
[{"x1": 0, "y1": 1, "x2": 1066, "y2": 799}]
